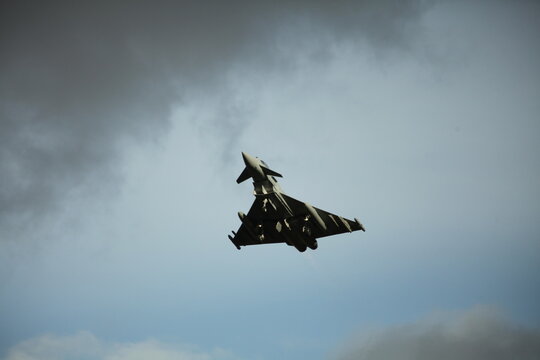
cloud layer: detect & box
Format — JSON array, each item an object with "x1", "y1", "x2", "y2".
[
  {"x1": 0, "y1": 0, "x2": 427, "y2": 233},
  {"x1": 5, "y1": 307, "x2": 539, "y2": 360},
  {"x1": 3, "y1": 331, "x2": 238, "y2": 360},
  {"x1": 334, "y1": 307, "x2": 540, "y2": 360}
]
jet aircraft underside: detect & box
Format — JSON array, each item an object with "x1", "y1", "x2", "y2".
[{"x1": 228, "y1": 152, "x2": 365, "y2": 252}]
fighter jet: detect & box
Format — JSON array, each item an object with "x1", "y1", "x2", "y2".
[{"x1": 228, "y1": 152, "x2": 365, "y2": 252}]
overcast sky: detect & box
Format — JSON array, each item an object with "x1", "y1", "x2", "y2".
[{"x1": 1, "y1": 1, "x2": 539, "y2": 359}]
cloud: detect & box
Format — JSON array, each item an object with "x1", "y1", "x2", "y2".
[
  {"x1": 332, "y1": 306, "x2": 540, "y2": 360},
  {"x1": 3, "y1": 331, "x2": 239, "y2": 360},
  {"x1": 0, "y1": 0, "x2": 429, "y2": 235},
  {"x1": 5, "y1": 308, "x2": 539, "y2": 360}
]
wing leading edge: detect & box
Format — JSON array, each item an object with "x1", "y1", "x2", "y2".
[{"x1": 280, "y1": 194, "x2": 365, "y2": 239}]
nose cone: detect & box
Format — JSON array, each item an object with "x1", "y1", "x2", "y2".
[
  {"x1": 241, "y1": 152, "x2": 265, "y2": 180},
  {"x1": 242, "y1": 152, "x2": 257, "y2": 168}
]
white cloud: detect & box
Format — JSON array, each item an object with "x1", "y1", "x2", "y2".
[{"x1": 3, "y1": 332, "x2": 239, "y2": 360}]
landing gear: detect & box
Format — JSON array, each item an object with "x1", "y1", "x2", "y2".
[
  {"x1": 294, "y1": 243, "x2": 307, "y2": 252},
  {"x1": 308, "y1": 240, "x2": 318, "y2": 250},
  {"x1": 302, "y1": 225, "x2": 312, "y2": 236}
]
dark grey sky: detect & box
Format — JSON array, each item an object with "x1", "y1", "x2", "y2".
[{"x1": 0, "y1": 0, "x2": 427, "y2": 232}]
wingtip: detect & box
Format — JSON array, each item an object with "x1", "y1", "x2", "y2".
[
  {"x1": 228, "y1": 234, "x2": 241, "y2": 250},
  {"x1": 354, "y1": 218, "x2": 366, "y2": 232}
]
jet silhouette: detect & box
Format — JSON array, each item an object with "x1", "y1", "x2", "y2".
[{"x1": 228, "y1": 152, "x2": 365, "y2": 252}]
